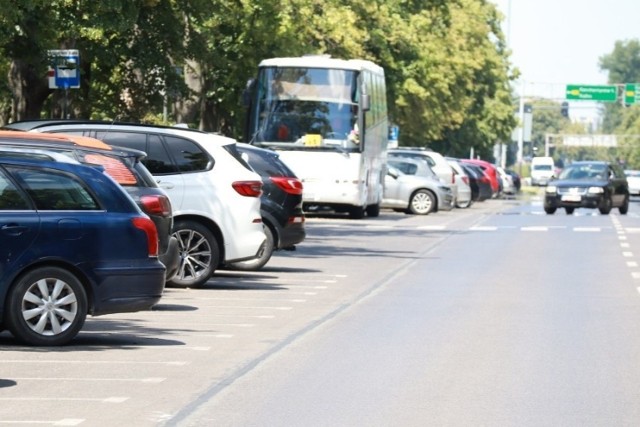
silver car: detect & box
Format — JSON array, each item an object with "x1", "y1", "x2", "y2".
[{"x1": 382, "y1": 158, "x2": 454, "y2": 215}]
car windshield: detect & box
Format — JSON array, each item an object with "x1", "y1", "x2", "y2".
[{"x1": 559, "y1": 164, "x2": 606, "y2": 180}]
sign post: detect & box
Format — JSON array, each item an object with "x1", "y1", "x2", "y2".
[
  {"x1": 565, "y1": 84, "x2": 617, "y2": 102},
  {"x1": 47, "y1": 49, "x2": 80, "y2": 119},
  {"x1": 625, "y1": 84, "x2": 639, "y2": 105}
]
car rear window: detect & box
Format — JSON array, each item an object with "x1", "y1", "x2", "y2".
[{"x1": 239, "y1": 148, "x2": 293, "y2": 177}]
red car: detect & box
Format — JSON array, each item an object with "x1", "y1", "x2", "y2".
[{"x1": 460, "y1": 159, "x2": 500, "y2": 197}]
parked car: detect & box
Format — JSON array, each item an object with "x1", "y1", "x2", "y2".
[
  {"x1": 460, "y1": 158, "x2": 500, "y2": 197},
  {"x1": 625, "y1": 170, "x2": 640, "y2": 196},
  {"x1": 231, "y1": 143, "x2": 306, "y2": 271},
  {"x1": 388, "y1": 148, "x2": 456, "y2": 194},
  {"x1": 505, "y1": 169, "x2": 522, "y2": 192},
  {"x1": 460, "y1": 162, "x2": 492, "y2": 202},
  {"x1": 0, "y1": 150, "x2": 166, "y2": 345},
  {"x1": 446, "y1": 158, "x2": 473, "y2": 208},
  {"x1": 497, "y1": 166, "x2": 516, "y2": 196},
  {"x1": 0, "y1": 129, "x2": 180, "y2": 282},
  {"x1": 383, "y1": 158, "x2": 454, "y2": 215},
  {"x1": 544, "y1": 160, "x2": 629, "y2": 215},
  {"x1": 3, "y1": 120, "x2": 266, "y2": 288}
]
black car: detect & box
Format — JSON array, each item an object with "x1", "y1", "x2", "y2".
[
  {"x1": 544, "y1": 160, "x2": 629, "y2": 215},
  {"x1": 460, "y1": 162, "x2": 492, "y2": 202},
  {"x1": 228, "y1": 143, "x2": 306, "y2": 270},
  {"x1": 0, "y1": 129, "x2": 180, "y2": 280}
]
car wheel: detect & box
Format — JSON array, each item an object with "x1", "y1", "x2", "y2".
[
  {"x1": 619, "y1": 195, "x2": 630, "y2": 214},
  {"x1": 544, "y1": 206, "x2": 557, "y2": 214},
  {"x1": 456, "y1": 198, "x2": 472, "y2": 209},
  {"x1": 408, "y1": 189, "x2": 435, "y2": 215},
  {"x1": 228, "y1": 225, "x2": 275, "y2": 271},
  {"x1": 5, "y1": 267, "x2": 88, "y2": 346},
  {"x1": 349, "y1": 206, "x2": 365, "y2": 219},
  {"x1": 169, "y1": 220, "x2": 219, "y2": 288},
  {"x1": 565, "y1": 207, "x2": 575, "y2": 214},
  {"x1": 598, "y1": 196, "x2": 612, "y2": 215},
  {"x1": 366, "y1": 203, "x2": 380, "y2": 217}
]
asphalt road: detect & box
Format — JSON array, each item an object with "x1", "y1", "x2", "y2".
[{"x1": 3, "y1": 191, "x2": 640, "y2": 426}]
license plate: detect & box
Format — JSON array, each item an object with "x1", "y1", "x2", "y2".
[{"x1": 561, "y1": 194, "x2": 581, "y2": 202}]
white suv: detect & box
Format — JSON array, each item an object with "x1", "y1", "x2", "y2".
[{"x1": 7, "y1": 120, "x2": 265, "y2": 288}]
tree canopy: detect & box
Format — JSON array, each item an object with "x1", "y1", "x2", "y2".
[{"x1": 0, "y1": 0, "x2": 517, "y2": 160}]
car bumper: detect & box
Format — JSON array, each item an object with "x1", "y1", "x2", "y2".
[
  {"x1": 278, "y1": 221, "x2": 306, "y2": 249},
  {"x1": 544, "y1": 194, "x2": 603, "y2": 209},
  {"x1": 160, "y1": 236, "x2": 180, "y2": 281},
  {"x1": 90, "y1": 259, "x2": 166, "y2": 315}
]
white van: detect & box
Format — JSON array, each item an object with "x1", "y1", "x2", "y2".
[{"x1": 530, "y1": 156, "x2": 555, "y2": 186}]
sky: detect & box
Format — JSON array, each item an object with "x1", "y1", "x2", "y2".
[{"x1": 490, "y1": 0, "x2": 639, "y2": 120}]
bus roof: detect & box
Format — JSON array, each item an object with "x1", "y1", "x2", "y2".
[{"x1": 258, "y1": 56, "x2": 384, "y2": 75}]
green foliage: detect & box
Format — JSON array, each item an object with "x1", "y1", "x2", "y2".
[
  {"x1": 599, "y1": 39, "x2": 640, "y2": 133},
  {"x1": 0, "y1": 0, "x2": 517, "y2": 153}
]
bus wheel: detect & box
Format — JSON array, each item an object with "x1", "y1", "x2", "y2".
[
  {"x1": 366, "y1": 203, "x2": 380, "y2": 217},
  {"x1": 349, "y1": 206, "x2": 365, "y2": 219}
]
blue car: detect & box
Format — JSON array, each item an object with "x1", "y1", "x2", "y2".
[{"x1": 0, "y1": 152, "x2": 166, "y2": 345}]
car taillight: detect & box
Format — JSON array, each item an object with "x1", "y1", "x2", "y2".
[
  {"x1": 287, "y1": 215, "x2": 305, "y2": 224},
  {"x1": 232, "y1": 180, "x2": 263, "y2": 197},
  {"x1": 140, "y1": 194, "x2": 172, "y2": 217},
  {"x1": 462, "y1": 176, "x2": 469, "y2": 185},
  {"x1": 271, "y1": 176, "x2": 303, "y2": 195},
  {"x1": 132, "y1": 217, "x2": 159, "y2": 256}
]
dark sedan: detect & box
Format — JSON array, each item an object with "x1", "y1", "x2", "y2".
[{"x1": 544, "y1": 161, "x2": 629, "y2": 215}]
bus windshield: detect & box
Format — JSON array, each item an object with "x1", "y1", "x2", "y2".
[{"x1": 250, "y1": 67, "x2": 360, "y2": 148}]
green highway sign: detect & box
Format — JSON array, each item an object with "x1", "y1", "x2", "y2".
[
  {"x1": 565, "y1": 84, "x2": 618, "y2": 102},
  {"x1": 625, "y1": 83, "x2": 639, "y2": 105}
]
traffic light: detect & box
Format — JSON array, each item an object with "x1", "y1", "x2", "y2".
[{"x1": 561, "y1": 101, "x2": 569, "y2": 118}]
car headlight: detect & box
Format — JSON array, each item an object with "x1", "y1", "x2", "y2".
[
  {"x1": 588, "y1": 186, "x2": 604, "y2": 194},
  {"x1": 545, "y1": 185, "x2": 557, "y2": 194}
]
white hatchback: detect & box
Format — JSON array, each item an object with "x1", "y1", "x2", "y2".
[{"x1": 12, "y1": 121, "x2": 266, "y2": 288}]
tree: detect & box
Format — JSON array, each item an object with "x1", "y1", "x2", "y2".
[{"x1": 599, "y1": 39, "x2": 640, "y2": 132}]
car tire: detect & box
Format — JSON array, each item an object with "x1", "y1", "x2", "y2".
[
  {"x1": 619, "y1": 195, "x2": 630, "y2": 215},
  {"x1": 408, "y1": 189, "x2": 436, "y2": 215},
  {"x1": 456, "y1": 198, "x2": 472, "y2": 209},
  {"x1": 169, "y1": 220, "x2": 219, "y2": 288},
  {"x1": 227, "y1": 225, "x2": 275, "y2": 271},
  {"x1": 565, "y1": 207, "x2": 575, "y2": 214},
  {"x1": 544, "y1": 206, "x2": 557, "y2": 214},
  {"x1": 366, "y1": 203, "x2": 381, "y2": 217},
  {"x1": 598, "y1": 196, "x2": 612, "y2": 215},
  {"x1": 5, "y1": 267, "x2": 88, "y2": 346}
]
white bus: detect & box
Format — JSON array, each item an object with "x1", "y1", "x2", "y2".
[{"x1": 243, "y1": 55, "x2": 389, "y2": 219}]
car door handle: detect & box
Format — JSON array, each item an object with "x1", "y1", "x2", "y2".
[{"x1": 2, "y1": 224, "x2": 29, "y2": 236}]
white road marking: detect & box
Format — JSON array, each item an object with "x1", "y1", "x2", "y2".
[
  {"x1": 621, "y1": 242, "x2": 630, "y2": 248},
  {"x1": 10, "y1": 377, "x2": 165, "y2": 383},
  {"x1": 573, "y1": 227, "x2": 601, "y2": 232},
  {"x1": 627, "y1": 261, "x2": 638, "y2": 267},
  {"x1": 469, "y1": 226, "x2": 497, "y2": 231},
  {"x1": 623, "y1": 252, "x2": 634, "y2": 257},
  {"x1": 521, "y1": 226, "x2": 548, "y2": 231},
  {"x1": 633, "y1": 272, "x2": 640, "y2": 279},
  {"x1": 0, "y1": 397, "x2": 128, "y2": 403},
  {"x1": 417, "y1": 225, "x2": 446, "y2": 230}
]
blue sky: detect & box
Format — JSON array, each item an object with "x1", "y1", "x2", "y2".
[{"x1": 491, "y1": 0, "x2": 639, "y2": 119}]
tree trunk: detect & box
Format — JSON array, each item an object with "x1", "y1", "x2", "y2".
[{"x1": 8, "y1": 59, "x2": 51, "y2": 121}]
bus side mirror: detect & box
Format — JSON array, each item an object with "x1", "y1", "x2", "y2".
[
  {"x1": 242, "y1": 78, "x2": 256, "y2": 107},
  {"x1": 361, "y1": 94, "x2": 370, "y2": 112}
]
